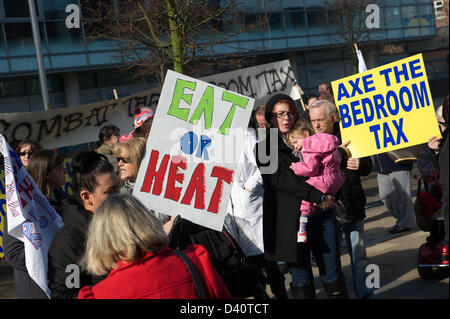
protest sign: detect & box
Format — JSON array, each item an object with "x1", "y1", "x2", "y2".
[
  {"x1": 61, "y1": 158, "x2": 74, "y2": 196},
  {"x1": 331, "y1": 54, "x2": 442, "y2": 158},
  {"x1": 0, "y1": 60, "x2": 295, "y2": 150},
  {"x1": 0, "y1": 169, "x2": 5, "y2": 258},
  {"x1": 1, "y1": 59, "x2": 295, "y2": 237},
  {"x1": 0, "y1": 157, "x2": 72, "y2": 259},
  {"x1": 0, "y1": 134, "x2": 64, "y2": 297},
  {"x1": 133, "y1": 70, "x2": 254, "y2": 231}
]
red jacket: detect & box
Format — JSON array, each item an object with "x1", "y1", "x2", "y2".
[{"x1": 77, "y1": 245, "x2": 231, "y2": 299}]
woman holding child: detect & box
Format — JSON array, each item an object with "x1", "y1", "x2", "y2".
[{"x1": 255, "y1": 94, "x2": 348, "y2": 299}]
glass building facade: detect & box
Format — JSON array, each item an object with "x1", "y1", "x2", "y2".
[{"x1": 0, "y1": 0, "x2": 442, "y2": 111}]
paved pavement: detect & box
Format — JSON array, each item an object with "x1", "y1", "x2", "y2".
[
  {"x1": 0, "y1": 168, "x2": 448, "y2": 299},
  {"x1": 286, "y1": 167, "x2": 449, "y2": 299}
]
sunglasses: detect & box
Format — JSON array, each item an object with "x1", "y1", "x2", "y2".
[
  {"x1": 117, "y1": 157, "x2": 131, "y2": 164},
  {"x1": 272, "y1": 112, "x2": 297, "y2": 119},
  {"x1": 19, "y1": 151, "x2": 34, "y2": 156}
]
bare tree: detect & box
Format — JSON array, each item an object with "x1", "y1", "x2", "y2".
[
  {"x1": 325, "y1": 0, "x2": 373, "y2": 73},
  {"x1": 82, "y1": 0, "x2": 267, "y2": 84}
]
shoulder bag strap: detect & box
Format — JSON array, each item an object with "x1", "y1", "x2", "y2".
[{"x1": 174, "y1": 250, "x2": 207, "y2": 299}]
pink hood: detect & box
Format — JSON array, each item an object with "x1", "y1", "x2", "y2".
[{"x1": 302, "y1": 133, "x2": 339, "y2": 154}]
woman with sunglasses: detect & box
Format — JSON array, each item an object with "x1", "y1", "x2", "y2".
[
  {"x1": 114, "y1": 137, "x2": 172, "y2": 228},
  {"x1": 15, "y1": 139, "x2": 41, "y2": 168},
  {"x1": 113, "y1": 137, "x2": 147, "y2": 193}
]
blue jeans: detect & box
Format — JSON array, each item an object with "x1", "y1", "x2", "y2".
[
  {"x1": 340, "y1": 219, "x2": 375, "y2": 299},
  {"x1": 288, "y1": 209, "x2": 344, "y2": 287}
]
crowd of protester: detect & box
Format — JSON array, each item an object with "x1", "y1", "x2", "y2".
[{"x1": 2, "y1": 85, "x2": 448, "y2": 300}]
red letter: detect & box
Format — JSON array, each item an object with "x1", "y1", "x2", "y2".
[
  {"x1": 140, "y1": 150, "x2": 170, "y2": 195},
  {"x1": 207, "y1": 166, "x2": 233, "y2": 214},
  {"x1": 18, "y1": 176, "x2": 34, "y2": 201},
  {"x1": 164, "y1": 155, "x2": 187, "y2": 202},
  {"x1": 180, "y1": 163, "x2": 206, "y2": 210}
]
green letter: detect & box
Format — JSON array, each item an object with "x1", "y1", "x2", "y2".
[
  {"x1": 219, "y1": 92, "x2": 249, "y2": 135},
  {"x1": 167, "y1": 79, "x2": 196, "y2": 121},
  {"x1": 189, "y1": 86, "x2": 214, "y2": 129}
]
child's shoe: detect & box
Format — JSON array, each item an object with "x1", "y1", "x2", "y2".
[{"x1": 297, "y1": 216, "x2": 308, "y2": 243}]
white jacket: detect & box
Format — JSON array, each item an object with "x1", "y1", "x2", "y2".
[{"x1": 225, "y1": 128, "x2": 264, "y2": 256}]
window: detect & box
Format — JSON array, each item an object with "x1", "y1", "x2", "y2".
[
  {"x1": 306, "y1": 9, "x2": 326, "y2": 35},
  {"x1": 434, "y1": 1, "x2": 445, "y2": 20},
  {"x1": 79, "y1": 71, "x2": 99, "y2": 90},
  {"x1": 285, "y1": 10, "x2": 307, "y2": 36},
  {"x1": 99, "y1": 70, "x2": 130, "y2": 88},
  {"x1": 236, "y1": 13, "x2": 261, "y2": 40},
  {"x1": 384, "y1": 6, "x2": 402, "y2": 28},
  {"x1": 3, "y1": 0, "x2": 39, "y2": 18},
  {"x1": 0, "y1": 24, "x2": 6, "y2": 57},
  {"x1": 0, "y1": 79, "x2": 26, "y2": 97},
  {"x1": 46, "y1": 21, "x2": 84, "y2": 53},
  {"x1": 4, "y1": 23, "x2": 46, "y2": 56},
  {"x1": 42, "y1": 0, "x2": 76, "y2": 19},
  {"x1": 218, "y1": 14, "x2": 235, "y2": 35},
  {"x1": 417, "y1": 5, "x2": 434, "y2": 26},
  {"x1": 265, "y1": 12, "x2": 284, "y2": 37},
  {"x1": 26, "y1": 76, "x2": 64, "y2": 94},
  {"x1": 402, "y1": 6, "x2": 417, "y2": 28}
]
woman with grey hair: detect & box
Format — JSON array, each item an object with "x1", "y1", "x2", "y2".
[{"x1": 78, "y1": 193, "x2": 231, "y2": 299}]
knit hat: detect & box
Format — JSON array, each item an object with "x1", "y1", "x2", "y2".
[
  {"x1": 119, "y1": 132, "x2": 134, "y2": 143},
  {"x1": 133, "y1": 107, "x2": 155, "y2": 129}
]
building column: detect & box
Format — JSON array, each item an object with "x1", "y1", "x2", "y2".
[{"x1": 63, "y1": 72, "x2": 81, "y2": 107}]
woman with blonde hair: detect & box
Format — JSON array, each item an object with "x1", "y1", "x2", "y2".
[
  {"x1": 114, "y1": 137, "x2": 172, "y2": 227},
  {"x1": 78, "y1": 193, "x2": 231, "y2": 299},
  {"x1": 113, "y1": 137, "x2": 146, "y2": 193}
]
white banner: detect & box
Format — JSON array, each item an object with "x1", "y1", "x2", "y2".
[
  {"x1": 0, "y1": 88, "x2": 161, "y2": 149},
  {"x1": 0, "y1": 134, "x2": 64, "y2": 298},
  {"x1": 133, "y1": 70, "x2": 254, "y2": 231},
  {"x1": 0, "y1": 60, "x2": 295, "y2": 149},
  {"x1": 202, "y1": 59, "x2": 296, "y2": 106}
]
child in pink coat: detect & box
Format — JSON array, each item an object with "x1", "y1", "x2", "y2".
[{"x1": 287, "y1": 119, "x2": 345, "y2": 242}]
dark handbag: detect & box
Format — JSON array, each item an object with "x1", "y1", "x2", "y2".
[
  {"x1": 174, "y1": 250, "x2": 207, "y2": 299},
  {"x1": 331, "y1": 199, "x2": 348, "y2": 225},
  {"x1": 168, "y1": 216, "x2": 267, "y2": 298}
]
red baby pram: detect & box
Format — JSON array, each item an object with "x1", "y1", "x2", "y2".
[{"x1": 414, "y1": 175, "x2": 449, "y2": 279}]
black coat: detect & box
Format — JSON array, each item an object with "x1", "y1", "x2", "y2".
[
  {"x1": 256, "y1": 131, "x2": 323, "y2": 263},
  {"x1": 333, "y1": 124, "x2": 373, "y2": 224},
  {"x1": 438, "y1": 130, "x2": 448, "y2": 240},
  {"x1": 3, "y1": 215, "x2": 49, "y2": 299},
  {"x1": 47, "y1": 197, "x2": 105, "y2": 299},
  {"x1": 2, "y1": 189, "x2": 67, "y2": 299},
  {"x1": 439, "y1": 131, "x2": 448, "y2": 204}
]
